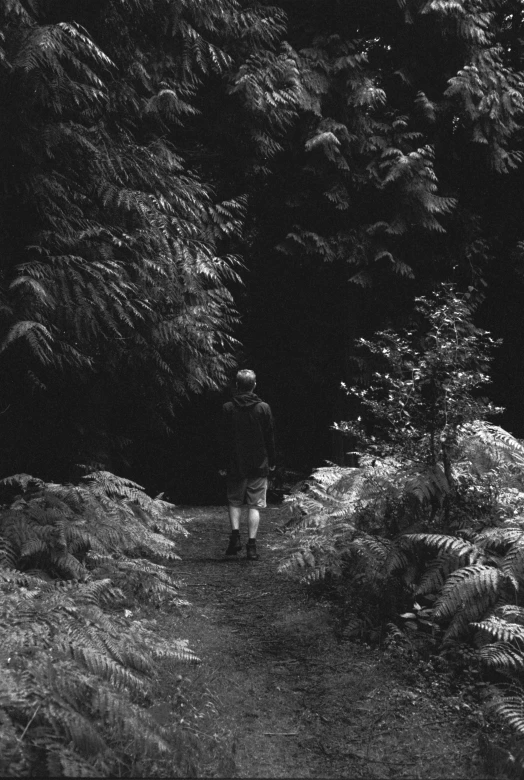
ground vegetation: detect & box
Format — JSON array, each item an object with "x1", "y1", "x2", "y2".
[
  {"x1": 0, "y1": 470, "x2": 206, "y2": 776},
  {"x1": 279, "y1": 285, "x2": 524, "y2": 776}
]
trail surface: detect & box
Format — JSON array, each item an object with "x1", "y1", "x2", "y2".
[{"x1": 159, "y1": 505, "x2": 489, "y2": 778}]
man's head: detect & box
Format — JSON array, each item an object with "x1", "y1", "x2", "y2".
[{"x1": 236, "y1": 369, "x2": 256, "y2": 392}]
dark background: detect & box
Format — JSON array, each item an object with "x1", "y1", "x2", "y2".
[{"x1": 2, "y1": 0, "x2": 524, "y2": 503}]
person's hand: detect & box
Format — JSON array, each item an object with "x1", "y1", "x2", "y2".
[{"x1": 218, "y1": 469, "x2": 227, "y2": 477}]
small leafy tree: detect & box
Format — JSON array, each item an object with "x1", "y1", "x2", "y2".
[
  {"x1": 279, "y1": 284, "x2": 511, "y2": 614},
  {"x1": 337, "y1": 284, "x2": 502, "y2": 525},
  {"x1": 279, "y1": 287, "x2": 524, "y2": 775},
  {"x1": 341, "y1": 284, "x2": 502, "y2": 462}
]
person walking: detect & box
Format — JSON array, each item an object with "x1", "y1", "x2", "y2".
[{"x1": 218, "y1": 369, "x2": 276, "y2": 560}]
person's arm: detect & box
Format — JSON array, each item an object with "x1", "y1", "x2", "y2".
[{"x1": 264, "y1": 406, "x2": 276, "y2": 470}]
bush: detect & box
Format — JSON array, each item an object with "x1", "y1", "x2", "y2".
[
  {"x1": 0, "y1": 471, "x2": 200, "y2": 777},
  {"x1": 278, "y1": 285, "x2": 524, "y2": 774}
]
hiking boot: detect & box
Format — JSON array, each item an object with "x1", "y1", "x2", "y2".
[
  {"x1": 246, "y1": 540, "x2": 259, "y2": 561},
  {"x1": 225, "y1": 533, "x2": 242, "y2": 556}
]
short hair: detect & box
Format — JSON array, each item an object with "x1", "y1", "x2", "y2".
[{"x1": 236, "y1": 369, "x2": 256, "y2": 391}]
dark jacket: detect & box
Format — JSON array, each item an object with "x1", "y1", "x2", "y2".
[{"x1": 220, "y1": 392, "x2": 276, "y2": 479}]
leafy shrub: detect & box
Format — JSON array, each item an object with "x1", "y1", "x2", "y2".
[
  {"x1": 279, "y1": 286, "x2": 524, "y2": 774},
  {"x1": 279, "y1": 435, "x2": 524, "y2": 774},
  {"x1": 0, "y1": 472, "x2": 200, "y2": 777},
  {"x1": 340, "y1": 284, "x2": 502, "y2": 461}
]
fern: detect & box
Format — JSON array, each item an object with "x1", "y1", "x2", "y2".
[
  {"x1": 433, "y1": 564, "x2": 502, "y2": 621},
  {"x1": 480, "y1": 643, "x2": 524, "y2": 672},
  {"x1": 476, "y1": 526, "x2": 524, "y2": 552},
  {"x1": 0, "y1": 472, "x2": 188, "y2": 594},
  {"x1": 459, "y1": 422, "x2": 524, "y2": 468},
  {"x1": 502, "y1": 542, "x2": 524, "y2": 589},
  {"x1": 475, "y1": 615, "x2": 524, "y2": 645},
  {"x1": 490, "y1": 690, "x2": 524, "y2": 736},
  {"x1": 279, "y1": 423, "x2": 524, "y2": 654},
  {"x1": 0, "y1": 0, "x2": 297, "y2": 471},
  {"x1": 401, "y1": 533, "x2": 478, "y2": 560},
  {"x1": 415, "y1": 551, "x2": 467, "y2": 596},
  {"x1": 0, "y1": 470, "x2": 200, "y2": 776},
  {"x1": 403, "y1": 465, "x2": 450, "y2": 505}
]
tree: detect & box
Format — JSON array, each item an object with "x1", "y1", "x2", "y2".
[
  {"x1": 3, "y1": 0, "x2": 524, "y2": 485},
  {"x1": 239, "y1": 0, "x2": 524, "y2": 474},
  {"x1": 0, "y1": 0, "x2": 300, "y2": 478},
  {"x1": 337, "y1": 284, "x2": 502, "y2": 523},
  {"x1": 342, "y1": 284, "x2": 502, "y2": 461},
  {"x1": 268, "y1": 0, "x2": 524, "y2": 281}
]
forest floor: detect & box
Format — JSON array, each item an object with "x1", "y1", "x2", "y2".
[{"x1": 146, "y1": 505, "x2": 497, "y2": 778}]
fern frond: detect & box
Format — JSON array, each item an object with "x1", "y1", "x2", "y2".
[
  {"x1": 460, "y1": 422, "x2": 524, "y2": 467},
  {"x1": 0, "y1": 474, "x2": 45, "y2": 492},
  {"x1": 474, "y1": 616, "x2": 524, "y2": 646},
  {"x1": 400, "y1": 533, "x2": 477, "y2": 559},
  {"x1": 476, "y1": 527, "x2": 524, "y2": 551},
  {"x1": 70, "y1": 646, "x2": 148, "y2": 695},
  {"x1": 416, "y1": 551, "x2": 464, "y2": 596},
  {"x1": 0, "y1": 569, "x2": 32, "y2": 586},
  {"x1": 351, "y1": 534, "x2": 391, "y2": 563},
  {"x1": 489, "y1": 690, "x2": 524, "y2": 736},
  {"x1": 384, "y1": 544, "x2": 410, "y2": 575},
  {"x1": 149, "y1": 638, "x2": 200, "y2": 665},
  {"x1": 0, "y1": 538, "x2": 18, "y2": 569},
  {"x1": 502, "y1": 541, "x2": 524, "y2": 589},
  {"x1": 404, "y1": 465, "x2": 449, "y2": 504},
  {"x1": 93, "y1": 687, "x2": 172, "y2": 756},
  {"x1": 433, "y1": 564, "x2": 502, "y2": 623},
  {"x1": 47, "y1": 702, "x2": 109, "y2": 757}
]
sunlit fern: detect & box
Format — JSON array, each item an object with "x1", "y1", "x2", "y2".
[
  {"x1": 0, "y1": 471, "x2": 188, "y2": 593},
  {"x1": 0, "y1": 470, "x2": 199, "y2": 776},
  {"x1": 279, "y1": 455, "x2": 453, "y2": 582}
]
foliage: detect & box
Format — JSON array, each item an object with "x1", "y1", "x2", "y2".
[
  {"x1": 339, "y1": 284, "x2": 502, "y2": 461},
  {"x1": 0, "y1": 0, "x2": 302, "y2": 476},
  {"x1": 279, "y1": 421, "x2": 522, "y2": 577},
  {"x1": 279, "y1": 450, "x2": 524, "y2": 776},
  {"x1": 3, "y1": 0, "x2": 524, "y2": 487},
  {"x1": 234, "y1": 0, "x2": 524, "y2": 484},
  {"x1": 0, "y1": 471, "x2": 200, "y2": 777},
  {"x1": 252, "y1": 0, "x2": 524, "y2": 286},
  {"x1": 279, "y1": 424, "x2": 524, "y2": 773},
  {"x1": 278, "y1": 285, "x2": 522, "y2": 586},
  {"x1": 279, "y1": 285, "x2": 524, "y2": 772}
]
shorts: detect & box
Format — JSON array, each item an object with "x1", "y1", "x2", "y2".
[{"x1": 227, "y1": 475, "x2": 268, "y2": 508}]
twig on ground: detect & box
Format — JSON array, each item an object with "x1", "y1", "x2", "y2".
[
  {"x1": 17, "y1": 704, "x2": 42, "y2": 743},
  {"x1": 263, "y1": 731, "x2": 299, "y2": 736}
]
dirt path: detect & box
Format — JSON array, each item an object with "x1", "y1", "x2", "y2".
[{"x1": 157, "y1": 506, "x2": 490, "y2": 778}]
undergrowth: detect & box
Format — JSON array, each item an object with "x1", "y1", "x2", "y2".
[
  {"x1": 0, "y1": 471, "x2": 202, "y2": 777},
  {"x1": 278, "y1": 428, "x2": 524, "y2": 779},
  {"x1": 278, "y1": 287, "x2": 524, "y2": 779}
]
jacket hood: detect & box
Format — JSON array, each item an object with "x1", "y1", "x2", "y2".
[{"x1": 233, "y1": 391, "x2": 262, "y2": 408}]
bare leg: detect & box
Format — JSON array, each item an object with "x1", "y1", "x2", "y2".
[
  {"x1": 228, "y1": 505, "x2": 242, "y2": 531},
  {"x1": 248, "y1": 507, "x2": 260, "y2": 539}
]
